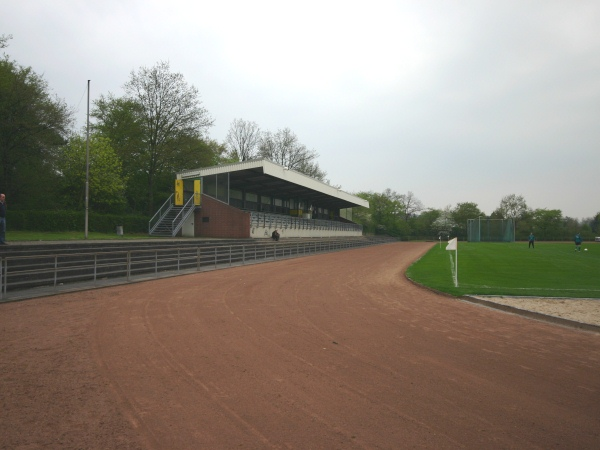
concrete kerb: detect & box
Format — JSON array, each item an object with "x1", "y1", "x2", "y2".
[{"x1": 404, "y1": 275, "x2": 600, "y2": 334}]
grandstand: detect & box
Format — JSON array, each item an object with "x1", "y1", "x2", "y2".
[{"x1": 150, "y1": 159, "x2": 369, "y2": 239}]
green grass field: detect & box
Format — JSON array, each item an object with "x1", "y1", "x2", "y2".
[{"x1": 406, "y1": 242, "x2": 600, "y2": 299}]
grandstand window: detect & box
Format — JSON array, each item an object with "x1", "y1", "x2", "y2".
[
  {"x1": 216, "y1": 173, "x2": 229, "y2": 203},
  {"x1": 203, "y1": 175, "x2": 217, "y2": 197}
]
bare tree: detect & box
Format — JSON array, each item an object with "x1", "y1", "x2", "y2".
[
  {"x1": 225, "y1": 118, "x2": 261, "y2": 161},
  {"x1": 0, "y1": 34, "x2": 12, "y2": 49},
  {"x1": 295, "y1": 159, "x2": 327, "y2": 182},
  {"x1": 258, "y1": 128, "x2": 326, "y2": 181},
  {"x1": 399, "y1": 191, "x2": 424, "y2": 221},
  {"x1": 498, "y1": 194, "x2": 528, "y2": 221}
]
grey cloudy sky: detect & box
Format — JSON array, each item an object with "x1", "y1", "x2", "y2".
[{"x1": 2, "y1": 0, "x2": 599, "y2": 219}]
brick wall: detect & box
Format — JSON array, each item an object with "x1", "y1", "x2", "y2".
[{"x1": 194, "y1": 194, "x2": 251, "y2": 238}]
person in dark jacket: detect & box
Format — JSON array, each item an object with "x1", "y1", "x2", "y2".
[
  {"x1": 271, "y1": 229, "x2": 280, "y2": 241},
  {"x1": 574, "y1": 233, "x2": 582, "y2": 252},
  {"x1": 0, "y1": 194, "x2": 6, "y2": 245}
]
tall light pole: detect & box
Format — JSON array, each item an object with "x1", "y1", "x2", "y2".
[{"x1": 85, "y1": 80, "x2": 90, "y2": 239}]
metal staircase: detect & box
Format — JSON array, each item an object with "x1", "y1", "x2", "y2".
[{"x1": 149, "y1": 194, "x2": 197, "y2": 237}]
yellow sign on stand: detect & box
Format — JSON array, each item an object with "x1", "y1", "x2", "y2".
[
  {"x1": 175, "y1": 179, "x2": 184, "y2": 206},
  {"x1": 194, "y1": 180, "x2": 201, "y2": 206}
]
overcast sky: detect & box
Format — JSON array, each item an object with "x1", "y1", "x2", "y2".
[{"x1": 2, "y1": 0, "x2": 599, "y2": 219}]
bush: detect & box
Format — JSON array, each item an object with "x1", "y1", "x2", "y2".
[{"x1": 8, "y1": 210, "x2": 149, "y2": 233}]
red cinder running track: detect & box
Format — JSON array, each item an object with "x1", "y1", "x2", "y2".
[{"x1": 1, "y1": 242, "x2": 599, "y2": 449}]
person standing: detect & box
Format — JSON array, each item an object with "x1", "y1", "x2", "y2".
[
  {"x1": 528, "y1": 232, "x2": 535, "y2": 248},
  {"x1": 574, "y1": 233, "x2": 582, "y2": 252},
  {"x1": 0, "y1": 194, "x2": 6, "y2": 245}
]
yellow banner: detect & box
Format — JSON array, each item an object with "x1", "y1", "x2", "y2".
[
  {"x1": 175, "y1": 179, "x2": 184, "y2": 206},
  {"x1": 194, "y1": 180, "x2": 201, "y2": 206}
]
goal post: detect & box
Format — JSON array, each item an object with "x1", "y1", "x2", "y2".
[{"x1": 467, "y1": 218, "x2": 515, "y2": 242}]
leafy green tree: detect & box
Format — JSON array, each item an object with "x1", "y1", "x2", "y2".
[
  {"x1": 353, "y1": 189, "x2": 411, "y2": 238},
  {"x1": 92, "y1": 96, "x2": 145, "y2": 171},
  {"x1": 531, "y1": 209, "x2": 563, "y2": 240},
  {"x1": 93, "y1": 61, "x2": 214, "y2": 214},
  {"x1": 563, "y1": 216, "x2": 582, "y2": 240},
  {"x1": 0, "y1": 49, "x2": 73, "y2": 208},
  {"x1": 411, "y1": 208, "x2": 441, "y2": 239},
  {"x1": 350, "y1": 205, "x2": 373, "y2": 234},
  {"x1": 149, "y1": 136, "x2": 227, "y2": 211},
  {"x1": 590, "y1": 212, "x2": 600, "y2": 235},
  {"x1": 167, "y1": 135, "x2": 226, "y2": 172},
  {"x1": 93, "y1": 95, "x2": 224, "y2": 213},
  {"x1": 57, "y1": 134, "x2": 127, "y2": 213},
  {"x1": 92, "y1": 96, "x2": 146, "y2": 212},
  {"x1": 515, "y1": 209, "x2": 535, "y2": 240},
  {"x1": 451, "y1": 202, "x2": 485, "y2": 239}
]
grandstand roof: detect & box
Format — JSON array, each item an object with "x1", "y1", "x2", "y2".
[{"x1": 177, "y1": 159, "x2": 369, "y2": 210}]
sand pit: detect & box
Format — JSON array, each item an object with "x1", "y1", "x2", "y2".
[{"x1": 470, "y1": 296, "x2": 600, "y2": 327}]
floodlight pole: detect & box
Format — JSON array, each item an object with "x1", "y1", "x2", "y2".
[{"x1": 85, "y1": 80, "x2": 90, "y2": 239}]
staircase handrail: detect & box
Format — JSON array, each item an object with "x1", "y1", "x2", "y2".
[
  {"x1": 149, "y1": 194, "x2": 174, "y2": 234},
  {"x1": 171, "y1": 195, "x2": 196, "y2": 236}
]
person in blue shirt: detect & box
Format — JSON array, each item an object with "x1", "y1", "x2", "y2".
[
  {"x1": 528, "y1": 232, "x2": 535, "y2": 248},
  {"x1": 574, "y1": 233, "x2": 582, "y2": 251}
]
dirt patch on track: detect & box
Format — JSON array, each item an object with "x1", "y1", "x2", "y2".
[{"x1": 2, "y1": 242, "x2": 600, "y2": 449}]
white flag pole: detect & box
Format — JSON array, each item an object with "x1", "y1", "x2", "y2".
[
  {"x1": 455, "y1": 245, "x2": 458, "y2": 287},
  {"x1": 445, "y1": 237, "x2": 459, "y2": 287}
]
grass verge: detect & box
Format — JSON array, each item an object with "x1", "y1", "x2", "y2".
[
  {"x1": 6, "y1": 231, "x2": 159, "y2": 242},
  {"x1": 406, "y1": 242, "x2": 600, "y2": 299}
]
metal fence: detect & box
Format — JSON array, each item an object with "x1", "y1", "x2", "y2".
[{"x1": 0, "y1": 238, "x2": 385, "y2": 301}]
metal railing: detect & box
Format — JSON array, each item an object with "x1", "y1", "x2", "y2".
[
  {"x1": 250, "y1": 211, "x2": 362, "y2": 233},
  {"x1": 0, "y1": 238, "x2": 387, "y2": 301},
  {"x1": 148, "y1": 195, "x2": 196, "y2": 237},
  {"x1": 149, "y1": 194, "x2": 174, "y2": 234},
  {"x1": 171, "y1": 195, "x2": 196, "y2": 236}
]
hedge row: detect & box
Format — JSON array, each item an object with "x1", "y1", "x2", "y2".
[{"x1": 8, "y1": 210, "x2": 150, "y2": 234}]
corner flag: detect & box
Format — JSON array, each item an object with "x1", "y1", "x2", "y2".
[{"x1": 446, "y1": 237, "x2": 457, "y2": 251}]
